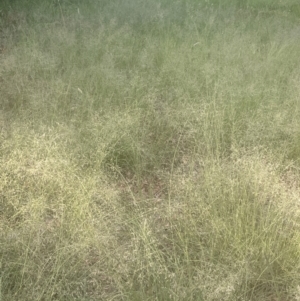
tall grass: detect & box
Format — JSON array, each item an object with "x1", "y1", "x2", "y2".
[{"x1": 1, "y1": 0, "x2": 300, "y2": 300}]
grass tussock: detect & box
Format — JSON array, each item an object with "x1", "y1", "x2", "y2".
[{"x1": 1, "y1": 0, "x2": 300, "y2": 300}]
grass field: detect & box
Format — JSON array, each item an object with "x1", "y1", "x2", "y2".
[{"x1": 1, "y1": 0, "x2": 300, "y2": 300}]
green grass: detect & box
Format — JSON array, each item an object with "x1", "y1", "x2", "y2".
[{"x1": 1, "y1": 0, "x2": 300, "y2": 300}]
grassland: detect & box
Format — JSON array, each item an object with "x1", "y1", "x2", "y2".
[{"x1": 1, "y1": 0, "x2": 300, "y2": 300}]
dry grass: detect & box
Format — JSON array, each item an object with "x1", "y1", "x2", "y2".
[{"x1": 1, "y1": 0, "x2": 300, "y2": 300}]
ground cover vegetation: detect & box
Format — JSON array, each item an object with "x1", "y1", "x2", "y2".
[{"x1": 1, "y1": 0, "x2": 300, "y2": 300}]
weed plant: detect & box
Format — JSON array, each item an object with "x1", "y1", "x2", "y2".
[{"x1": 1, "y1": 0, "x2": 300, "y2": 300}]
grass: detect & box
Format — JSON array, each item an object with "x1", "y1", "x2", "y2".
[{"x1": 1, "y1": 0, "x2": 300, "y2": 300}]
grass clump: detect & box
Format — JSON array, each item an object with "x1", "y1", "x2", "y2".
[{"x1": 1, "y1": 0, "x2": 300, "y2": 300}]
